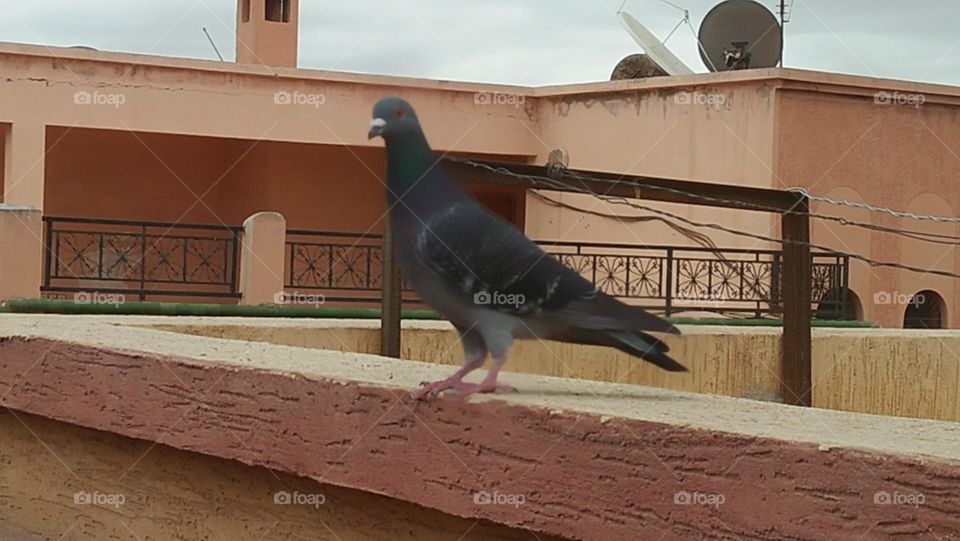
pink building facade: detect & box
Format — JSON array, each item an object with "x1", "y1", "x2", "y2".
[{"x1": 0, "y1": 1, "x2": 958, "y2": 328}]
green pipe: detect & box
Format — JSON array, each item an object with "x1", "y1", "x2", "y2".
[{"x1": 1, "y1": 298, "x2": 873, "y2": 327}]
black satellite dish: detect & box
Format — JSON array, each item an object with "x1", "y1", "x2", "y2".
[{"x1": 698, "y1": 0, "x2": 782, "y2": 71}]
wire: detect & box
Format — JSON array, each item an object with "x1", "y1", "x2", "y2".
[
  {"x1": 663, "y1": 16, "x2": 686, "y2": 44},
  {"x1": 530, "y1": 190, "x2": 721, "y2": 251},
  {"x1": 446, "y1": 157, "x2": 960, "y2": 280},
  {"x1": 448, "y1": 157, "x2": 960, "y2": 246},
  {"x1": 687, "y1": 17, "x2": 717, "y2": 71},
  {"x1": 789, "y1": 187, "x2": 960, "y2": 224}
]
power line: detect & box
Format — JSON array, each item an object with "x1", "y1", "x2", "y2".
[
  {"x1": 447, "y1": 157, "x2": 960, "y2": 280},
  {"x1": 789, "y1": 187, "x2": 960, "y2": 224},
  {"x1": 560, "y1": 168, "x2": 960, "y2": 244},
  {"x1": 448, "y1": 157, "x2": 960, "y2": 246}
]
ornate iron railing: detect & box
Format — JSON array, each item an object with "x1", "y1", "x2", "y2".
[
  {"x1": 284, "y1": 230, "x2": 417, "y2": 304},
  {"x1": 284, "y1": 230, "x2": 850, "y2": 318},
  {"x1": 543, "y1": 241, "x2": 850, "y2": 319},
  {"x1": 42, "y1": 216, "x2": 242, "y2": 302}
]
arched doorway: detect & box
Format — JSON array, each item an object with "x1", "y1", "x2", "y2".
[
  {"x1": 903, "y1": 290, "x2": 947, "y2": 329},
  {"x1": 816, "y1": 288, "x2": 863, "y2": 321}
]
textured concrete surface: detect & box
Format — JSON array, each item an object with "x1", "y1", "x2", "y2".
[
  {"x1": 0, "y1": 522, "x2": 43, "y2": 541},
  {"x1": 0, "y1": 316, "x2": 960, "y2": 540},
  {"x1": 0, "y1": 409, "x2": 561, "y2": 541},
  {"x1": 0, "y1": 315, "x2": 959, "y2": 540},
  {"x1": 129, "y1": 315, "x2": 960, "y2": 421}
]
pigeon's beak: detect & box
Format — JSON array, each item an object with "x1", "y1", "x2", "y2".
[{"x1": 368, "y1": 117, "x2": 386, "y2": 140}]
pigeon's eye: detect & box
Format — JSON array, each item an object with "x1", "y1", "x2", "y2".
[{"x1": 395, "y1": 108, "x2": 406, "y2": 119}]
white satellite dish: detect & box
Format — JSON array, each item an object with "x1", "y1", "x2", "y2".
[{"x1": 618, "y1": 11, "x2": 694, "y2": 76}]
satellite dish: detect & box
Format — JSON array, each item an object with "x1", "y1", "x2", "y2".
[
  {"x1": 618, "y1": 11, "x2": 694, "y2": 76},
  {"x1": 698, "y1": 0, "x2": 782, "y2": 71},
  {"x1": 611, "y1": 54, "x2": 669, "y2": 80}
]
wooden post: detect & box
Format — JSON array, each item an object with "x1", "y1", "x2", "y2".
[
  {"x1": 780, "y1": 196, "x2": 812, "y2": 406},
  {"x1": 380, "y1": 219, "x2": 402, "y2": 358}
]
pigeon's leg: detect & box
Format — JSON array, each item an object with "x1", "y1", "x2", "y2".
[
  {"x1": 446, "y1": 352, "x2": 517, "y2": 399},
  {"x1": 411, "y1": 327, "x2": 487, "y2": 400}
]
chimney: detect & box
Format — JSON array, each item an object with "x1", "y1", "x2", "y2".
[{"x1": 236, "y1": 0, "x2": 299, "y2": 68}]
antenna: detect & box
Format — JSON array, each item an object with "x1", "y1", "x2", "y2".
[
  {"x1": 618, "y1": 10, "x2": 694, "y2": 75},
  {"x1": 697, "y1": 0, "x2": 782, "y2": 72},
  {"x1": 202, "y1": 27, "x2": 225, "y2": 62},
  {"x1": 777, "y1": 0, "x2": 794, "y2": 66}
]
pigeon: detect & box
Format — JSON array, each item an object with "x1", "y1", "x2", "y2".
[{"x1": 367, "y1": 97, "x2": 684, "y2": 400}]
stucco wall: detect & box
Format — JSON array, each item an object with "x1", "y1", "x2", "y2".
[
  {"x1": 527, "y1": 81, "x2": 779, "y2": 249},
  {"x1": 777, "y1": 87, "x2": 960, "y2": 327},
  {"x1": 1, "y1": 314, "x2": 959, "y2": 540},
  {"x1": 0, "y1": 410, "x2": 553, "y2": 541}
]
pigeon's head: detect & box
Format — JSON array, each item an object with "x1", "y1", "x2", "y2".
[{"x1": 368, "y1": 97, "x2": 421, "y2": 141}]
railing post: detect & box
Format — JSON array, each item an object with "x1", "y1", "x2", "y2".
[
  {"x1": 841, "y1": 254, "x2": 851, "y2": 320},
  {"x1": 139, "y1": 225, "x2": 147, "y2": 301},
  {"x1": 781, "y1": 196, "x2": 812, "y2": 407},
  {"x1": 380, "y1": 220, "x2": 402, "y2": 358},
  {"x1": 664, "y1": 248, "x2": 674, "y2": 317},
  {"x1": 230, "y1": 228, "x2": 241, "y2": 297},
  {"x1": 42, "y1": 217, "x2": 53, "y2": 290}
]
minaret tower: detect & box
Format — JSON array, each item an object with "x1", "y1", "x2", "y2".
[{"x1": 236, "y1": 0, "x2": 299, "y2": 68}]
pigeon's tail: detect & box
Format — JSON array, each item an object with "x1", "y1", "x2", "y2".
[
  {"x1": 605, "y1": 329, "x2": 687, "y2": 372},
  {"x1": 552, "y1": 327, "x2": 687, "y2": 372}
]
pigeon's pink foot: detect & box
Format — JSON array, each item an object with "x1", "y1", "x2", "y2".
[
  {"x1": 411, "y1": 377, "x2": 461, "y2": 401},
  {"x1": 411, "y1": 379, "x2": 517, "y2": 401},
  {"x1": 446, "y1": 381, "x2": 517, "y2": 400}
]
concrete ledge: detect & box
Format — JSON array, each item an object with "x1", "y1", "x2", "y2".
[
  {"x1": 1, "y1": 315, "x2": 959, "y2": 540},
  {"x1": 123, "y1": 315, "x2": 960, "y2": 422}
]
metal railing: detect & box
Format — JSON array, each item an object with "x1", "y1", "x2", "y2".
[
  {"x1": 543, "y1": 241, "x2": 849, "y2": 319},
  {"x1": 284, "y1": 229, "x2": 417, "y2": 304},
  {"x1": 42, "y1": 216, "x2": 242, "y2": 302},
  {"x1": 284, "y1": 230, "x2": 850, "y2": 318}
]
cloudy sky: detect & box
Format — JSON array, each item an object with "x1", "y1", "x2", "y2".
[{"x1": 3, "y1": 0, "x2": 959, "y2": 87}]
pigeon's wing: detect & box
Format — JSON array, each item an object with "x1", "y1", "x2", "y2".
[
  {"x1": 414, "y1": 201, "x2": 676, "y2": 335},
  {"x1": 414, "y1": 202, "x2": 588, "y2": 315}
]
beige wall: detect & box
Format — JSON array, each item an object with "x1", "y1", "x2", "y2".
[
  {"x1": 527, "y1": 82, "x2": 779, "y2": 248},
  {"x1": 0, "y1": 410, "x2": 558, "y2": 541},
  {"x1": 777, "y1": 88, "x2": 960, "y2": 327}
]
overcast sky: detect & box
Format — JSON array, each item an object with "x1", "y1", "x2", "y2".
[{"x1": 3, "y1": 0, "x2": 959, "y2": 87}]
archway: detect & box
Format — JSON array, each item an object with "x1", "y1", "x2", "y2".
[
  {"x1": 816, "y1": 287, "x2": 863, "y2": 321},
  {"x1": 903, "y1": 290, "x2": 947, "y2": 329}
]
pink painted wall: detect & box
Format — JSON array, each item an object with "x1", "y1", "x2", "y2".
[
  {"x1": 776, "y1": 85, "x2": 960, "y2": 327},
  {"x1": 527, "y1": 81, "x2": 779, "y2": 250}
]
